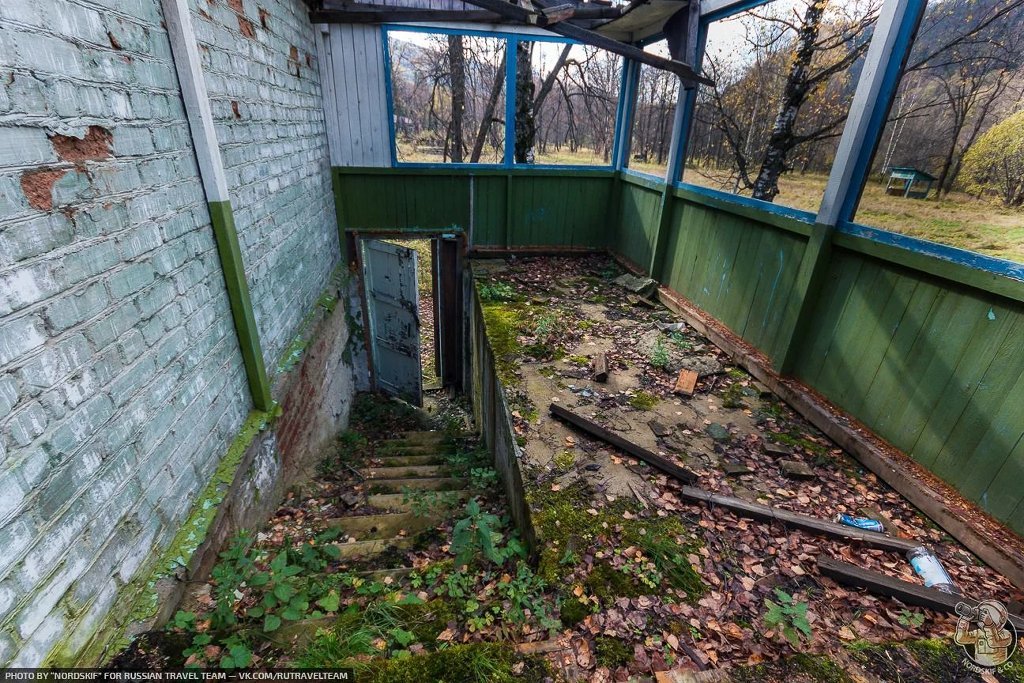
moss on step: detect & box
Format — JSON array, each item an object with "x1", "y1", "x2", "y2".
[
  {"x1": 849, "y1": 638, "x2": 1024, "y2": 682},
  {"x1": 479, "y1": 302, "x2": 526, "y2": 387}
]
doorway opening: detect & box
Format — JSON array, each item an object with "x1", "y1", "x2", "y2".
[{"x1": 353, "y1": 232, "x2": 465, "y2": 408}]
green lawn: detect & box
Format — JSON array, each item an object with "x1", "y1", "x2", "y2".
[
  {"x1": 393, "y1": 141, "x2": 1024, "y2": 265},
  {"x1": 682, "y1": 168, "x2": 1024, "y2": 264}
]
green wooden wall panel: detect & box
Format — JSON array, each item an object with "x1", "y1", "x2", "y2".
[
  {"x1": 660, "y1": 199, "x2": 806, "y2": 353},
  {"x1": 792, "y1": 249, "x2": 1024, "y2": 529},
  {"x1": 472, "y1": 176, "x2": 508, "y2": 246},
  {"x1": 335, "y1": 170, "x2": 612, "y2": 248},
  {"x1": 616, "y1": 182, "x2": 661, "y2": 267}
]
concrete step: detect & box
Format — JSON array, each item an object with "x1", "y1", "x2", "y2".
[
  {"x1": 332, "y1": 536, "x2": 414, "y2": 560},
  {"x1": 392, "y1": 431, "x2": 448, "y2": 445},
  {"x1": 376, "y1": 442, "x2": 454, "y2": 456},
  {"x1": 325, "y1": 510, "x2": 444, "y2": 540},
  {"x1": 368, "y1": 454, "x2": 446, "y2": 467},
  {"x1": 357, "y1": 567, "x2": 414, "y2": 582},
  {"x1": 362, "y1": 465, "x2": 447, "y2": 479},
  {"x1": 367, "y1": 491, "x2": 469, "y2": 512},
  {"x1": 365, "y1": 477, "x2": 468, "y2": 494}
]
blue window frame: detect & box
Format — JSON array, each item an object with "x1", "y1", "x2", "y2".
[{"x1": 381, "y1": 24, "x2": 621, "y2": 171}]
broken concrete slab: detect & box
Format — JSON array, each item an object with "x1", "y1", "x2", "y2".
[
  {"x1": 722, "y1": 461, "x2": 753, "y2": 476},
  {"x1": 677, "y1": 355, "x2": 724, "y2": 378},
  {"x1": 763, "y1": 441, "x2": 794, "y2": 457},
  {"x1": 705, "y1": 423, "x2": 732, "y2": 442},
  {"x1": 779, "y1": 459, "x2": 816, "y2": 480},
  {"x1": 613, "y1": 273, "x2": 657, "y2": 297}
]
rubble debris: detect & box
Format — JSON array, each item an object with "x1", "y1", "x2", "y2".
[
  {"x1": 647, "y1": 419, "x2": 672, "y2": 438},
  {"x1": 613, "y1": 273, "x2": 657, "y2": 297},
  {"x1": 762, "y1": 441, "x2": 794, "y2": 457},
  {"x1": 721, "y1": 461, "x2": 753, "y2": 476},
  {"x1": 592, "y1": 351, "x2": 608, "y2": 382},
  {"x1": 779, "y1": 459, "x2": 816, "y2": 480},
  {"x1": 705, "y1": 423, "x2": 731, "y2": 442},
  {"x1": 673, "y1": 369, "x2": 698, "y2": 396},
  {"x1": 679, "y1": 355, "x2": 724, "y2": 378}
]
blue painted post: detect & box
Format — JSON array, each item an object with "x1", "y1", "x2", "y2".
[
  {"x1": 773, "y1": 0, "x2": 930, "y2": 375},
  {"x1": 614, "y1": 59, "x2": 640, "y2": 170},
  {"x1": 505, "y1": 36, "x2": 518, "y2": 167}
]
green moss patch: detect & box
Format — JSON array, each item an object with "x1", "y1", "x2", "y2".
[
  {"x1": 527, "y1": 481, "x2": 705, "y2": 601},
  {"x1": 594, "y1": 636, "x2": 633, "y2": 669},
  {"x1": 479, "y1": 302, "x2": 526, "y2": 387},
  {"x1": 627, "y1": 391, "x2": 659, "y2": 410}
]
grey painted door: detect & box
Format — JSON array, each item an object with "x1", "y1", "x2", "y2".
[{"x1": 362, "y1": 239, "x2": 422, "y2": 405}]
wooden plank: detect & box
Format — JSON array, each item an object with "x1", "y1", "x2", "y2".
[
  {"x1": 673, "y1": 368, "x2": 697, "y2": 396},
  {"x1": 549, "y1": 403, "x2": 698, "y2": 484},
  {"x1": 592, "y1": 352, "x2": 608, "y2": 382},
  {"x1": 816, "y1": 556, "x2": 1024, "y2": 632},
  {"x1": 674, "y1": 487, "x2": 919, "y2": 554}
]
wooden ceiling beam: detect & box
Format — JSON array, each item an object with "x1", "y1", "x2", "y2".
[{"x1": 458, "y1": 0, "x2": 711, "y2": 84}]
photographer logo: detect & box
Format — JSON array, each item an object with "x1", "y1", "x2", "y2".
[{"x1": 953, "y1": 599, "x2": 1018, "y2": 672}]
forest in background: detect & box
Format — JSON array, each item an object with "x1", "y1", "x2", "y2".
[{"x1": 386, "y1": 0, "x2": 1024, "y2": 262}]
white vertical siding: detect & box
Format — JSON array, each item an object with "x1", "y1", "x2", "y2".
[{"x1": 321, "y1": 24, "x2": 391, "y2": 167}]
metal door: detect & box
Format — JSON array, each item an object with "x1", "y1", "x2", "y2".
[{"x1": 362, "y1": 239, "x2": 422, "y2": 405}]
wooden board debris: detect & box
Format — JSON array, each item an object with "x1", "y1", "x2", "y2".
[
  {"x1": 674, "y1": 486, "x2": 919, "y2": 554},
  {"x1": 592, "y1": 352, "x2": 608, "y2": 382},
  {"x1": 816, "y1": 555, "x2": 1024, "y2": 632},
  {"x1": 549, "y1": 403, "x2": 698, "y2": 484},
  {"x1": 673, "y1": 369, "x2": 699, "y2": 396}
]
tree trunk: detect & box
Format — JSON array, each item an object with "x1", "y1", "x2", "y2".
[
  {"x1": 751, "y1": 0, "x2": 827, "y2": 202},
  {"x1": 470, "y1": 52, "x2": 507, "y2": 163},
  {"x1": 447, "y1": 35, "x2": 466, "y2": 162},
  {"x1": 514, "y1": 41, "x2": 536, "y2": 163}
]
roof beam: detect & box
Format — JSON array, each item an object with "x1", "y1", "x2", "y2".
[
  {"x1": 311, "y1": 6, "x2": 509, "y2": 23},
  {"x1": 459, "y1": 0, "x2": 713, "y2": 84},
  {"x1": 311, "y1": 0, "x2": 623, "y2": 23},
  {"x1": 699, "y1": 0, "x2": 771, "y2": 20}
]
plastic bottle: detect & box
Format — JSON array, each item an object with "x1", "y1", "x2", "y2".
[
  {"x1": 835, "y1": 514, "x2": 885, "y2": 533},
  {"x1": 907, "y1": 547, "x2": 960, "y2": 594}
]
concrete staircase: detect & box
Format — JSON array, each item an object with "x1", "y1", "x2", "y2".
[{"x1": 329, "y1": 430, "x2": 469, "y2": 561}]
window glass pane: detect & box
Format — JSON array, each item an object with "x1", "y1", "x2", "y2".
[
  {"x1": 388, "y1": 31, "x2": 506, "y2": 164},
  {"x1": 854, "y1": 0, "x2": 1024, "y2": 264},
  {"x1": 629, "y1": 41, "x2": 679, "y2": 178},
  {"x1": 514, "y1": 42, "x2": 621, "y2": 165},
  {"x1": 684, "y1": 0, "x2": 878, "y2": 212}
]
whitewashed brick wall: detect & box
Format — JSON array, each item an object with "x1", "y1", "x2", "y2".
[{"x1": 0, "y1": 0, "x2": 339, "y2": 666}]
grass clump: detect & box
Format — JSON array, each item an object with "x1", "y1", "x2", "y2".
[
  {"x1": 553, "y1": 450, "x2": 576, "y2": 470},
  {"x1": 628, "y1": 391, "x2": 659, "y2": 410}
]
